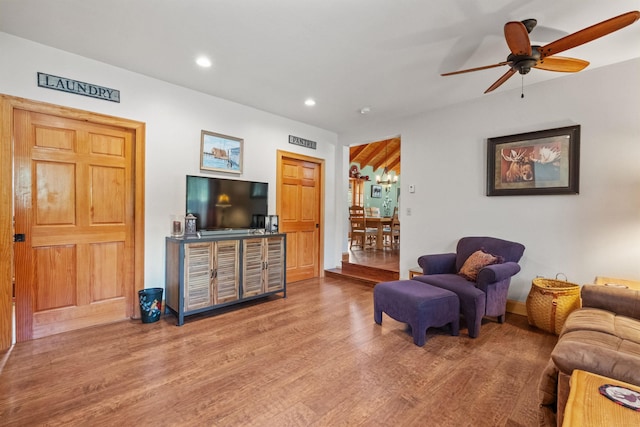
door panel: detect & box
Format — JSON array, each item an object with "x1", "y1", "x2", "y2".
[
  {"x1": 265, "y1": 236, "x2": 285, "y2": 292},
  {"x1": 297, "y1": 230, "x2": 316, "y2": 270},
  {"x1": 35, "y1": 245, "x2": 76, "y2": 310},
  {"x1": 184, "y1": 242, "x2": 213, "y2": 311},
  {"x1": 91, "y1": 166, "x2": 126, "y2": 224},
  {"x1": 35, "y1": 162, "x2": 76, "y2": 225},
  {"x1": 14, "y1": 109, "x2": 135, "y2": 341},
  {"x1": 214, "y1": 240, "x2": 239, "y2": 304},
  {"x1": 90, "y1": 242, "x2": 125, "y2": 301},
  {"x1": 242, "y1": 239, "x2": 264, "y2": 297}
]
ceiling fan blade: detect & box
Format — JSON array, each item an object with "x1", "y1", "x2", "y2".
[
  {"x1": 441, "y1": 62, "x2": 509, "y2": 76},
  {"x1": 504, "y1": 21, "x2": 532, "y2": 56},
  {"x1": 534, "y1": 56, "x2": 590, "y2": 72},
  {"x1": 540, "y1": 11, "x2": 640, "y2": 58},
  {"x1": 484, "y1": 68, "x2": 517, "y2": 93}
]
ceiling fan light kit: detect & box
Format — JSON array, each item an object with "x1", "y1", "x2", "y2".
[{"x1": 441, "y1": 11, "x2": 640, "y2": 94}]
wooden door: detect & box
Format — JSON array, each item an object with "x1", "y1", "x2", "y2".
[
  {"x1": 277, "y1": 151, "x2": 323, "y2": 282},
  {"x1": 13, "y1": 109, "x2": 135, "y2": 341}
]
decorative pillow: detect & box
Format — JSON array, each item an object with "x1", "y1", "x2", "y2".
[{"x1": 458, "y1": 249, "x2": 503, "y2": 281}]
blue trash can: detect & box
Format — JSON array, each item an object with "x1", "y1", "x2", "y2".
[{"x1": 138, "y1": 288, "x2": 163, "y2": 323}]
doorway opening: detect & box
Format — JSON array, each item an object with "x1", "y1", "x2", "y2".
[{"x1": 327, "y1": 137, "x2": 401, "y2": 285}]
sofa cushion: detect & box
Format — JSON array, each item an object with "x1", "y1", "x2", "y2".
[
  {"x1": 561, "y1": 308, "x2": 616, "y2": 336},
  {"x1": 561, "y1": 307, "x2": 640, "y2": 345},
  {"x1": 551, "y1": 308, "x2": 640, "y2": 388},
  {"x1": 458, "y1": 249, "x2": 502, "y2": 281},
  {"x1": 551, "y1": 329, "x2": 640, "y2": 387}
]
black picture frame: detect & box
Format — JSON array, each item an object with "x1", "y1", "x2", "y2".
[
  {"x1": 371, "y1": 185, "x2": 382, "y2": 198},
  {"x1": 487, "y1": 125, "x2": 580, "y2": 196}
]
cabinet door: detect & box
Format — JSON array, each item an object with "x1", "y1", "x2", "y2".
[
  {"x1": 242, "y1": 238, "x2": 264, "y2": 297},
  {"x1": 214, "y1": 240, "x2": 239, "y2": 304},
  {"x1": 264, "y1": 236, "x2": 285, "y2": 292},
  {"x1": 184, "y1": 242, "x2": 213, "y2": 311}
]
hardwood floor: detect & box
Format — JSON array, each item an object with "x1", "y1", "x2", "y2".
[{"x1": 0, "y1": 276, "x2": 557, "y2": 426}]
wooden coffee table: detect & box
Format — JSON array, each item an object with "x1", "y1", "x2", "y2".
[
  {"x1": 594, "y1": 276, "x2": 640, "y2": 291},
  {"x1": 563, "y1": 369, "x2": 640, "y2": 427}
]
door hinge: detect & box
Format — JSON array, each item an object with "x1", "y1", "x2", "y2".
[{"x1": 14, "y1": 234, "x2": 25, "y2": 242}]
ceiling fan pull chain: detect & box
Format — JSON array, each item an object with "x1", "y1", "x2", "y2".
[{"x1": 521, "y1": 75, "x2": 525, "y2": 99}]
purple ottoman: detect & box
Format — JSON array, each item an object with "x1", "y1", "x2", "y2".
[{"x1": 374, "y1": 279, "x2": 460, "y2": 346}]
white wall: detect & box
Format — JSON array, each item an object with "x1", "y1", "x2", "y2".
[
  {"x1": 340, "y1": 59, "x2": 640, "y2": 301},
  {"x1": 0, "y1": 32, "x2": 339, "y2": 289},
  {"x1": 3, "y1": 31, "x2": 638, "y2": 303}
]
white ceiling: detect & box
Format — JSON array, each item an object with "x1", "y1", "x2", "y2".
[{"x1": 1, "y1": 0, "x2": 639, "y2": 134}]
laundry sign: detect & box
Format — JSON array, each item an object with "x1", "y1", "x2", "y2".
[
  {"x1": 37, "y1": 72, "x2": 120, "y2": 103},
  {"x1": 288, "y1": 135, "x2": 316, "y2": 150}
]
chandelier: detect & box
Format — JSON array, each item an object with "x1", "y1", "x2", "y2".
[{"x1": 376, "y1": 140, "x2": 398, "y2": 187}]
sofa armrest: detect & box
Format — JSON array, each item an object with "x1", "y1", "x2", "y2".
[
  {"x1": 417, "y1": 253, "x2": 456, "y2": 275},
  {"x1": 581, "y1": 285, "x2": 640, "y2": 321},
  {"x1": 476, "y1": 262, "x2": 521, "y2": 288}
]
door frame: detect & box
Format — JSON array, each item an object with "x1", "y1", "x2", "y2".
[
  {"x1": 275, "y1": 150, "x2": 324, "y2": 279},
  {"x1": 0, "y1": 94, "x2": 146, "y2": 351}
]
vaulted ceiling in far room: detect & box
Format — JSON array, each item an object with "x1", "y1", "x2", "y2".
[{"x1": 350, "y1": 138, "x2": 400, "y2": 176}]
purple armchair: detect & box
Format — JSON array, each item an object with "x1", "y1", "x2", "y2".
[{"x1": 413, "y1": 236, "x2": 525, "y2": 338}]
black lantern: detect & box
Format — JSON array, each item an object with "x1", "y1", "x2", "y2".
[{"x1": 184, "y1": 213, "x2": 197, "y2": 237}]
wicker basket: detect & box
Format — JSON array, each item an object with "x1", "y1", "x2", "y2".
[{"x1": 526, "y1": 274, "x2": 581, "y2": 335}]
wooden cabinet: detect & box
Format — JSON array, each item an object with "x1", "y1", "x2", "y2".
[
  {"x1": 349, "y1": 178, "x2": 365, "y2": 207},
  {"x1": 166, "y1": 233, "x2": 286, "y2": 325}
]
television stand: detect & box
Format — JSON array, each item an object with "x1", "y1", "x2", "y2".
[{"x1": 165, "y1": 233, "x2": 286, "y2": 325}]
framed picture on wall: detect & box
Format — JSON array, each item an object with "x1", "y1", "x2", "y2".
[
  {"x1": 371, "y1": 185, "x2": 382, "y2": 198},
  {"x1": 487, "y1": 125, "x2": 580, "y2": 196},
  {"x1": 200, "y1": 130, "x2": 243, "y2": 174}
]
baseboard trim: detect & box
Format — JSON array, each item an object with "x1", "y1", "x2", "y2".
[{"x1": 506, "y1": 299, "x2": 527, "y2": 316}]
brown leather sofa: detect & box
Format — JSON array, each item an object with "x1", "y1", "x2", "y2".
[{"x1": 538, "y1": 284, "x2": 640, "y2": 426}]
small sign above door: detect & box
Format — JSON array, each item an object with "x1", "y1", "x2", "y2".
[
  {"x1": 289, "y1": 135, "x2": 316, "y2": 150},
  {"x1": 37, "y1": 72, "x2": 120, "y2": 103}
]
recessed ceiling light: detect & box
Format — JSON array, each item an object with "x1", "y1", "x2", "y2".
[
  {"x1": 359, "y1": 107, "x2": 371, "y2": 114},
  {"x1": 304, "y1": 98, "x2": 316, "y2": 107},
  {"x1": 196, "y1": 56, "x2": 212, "y2": 68}
]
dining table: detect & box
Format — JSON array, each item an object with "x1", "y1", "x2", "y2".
[{"x1": 366, "y1": 216, "x2": 392, "y2": 249}]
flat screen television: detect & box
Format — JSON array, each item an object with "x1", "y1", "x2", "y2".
[{"x1": 186, "y1": 175, "x2": 268, "y2": 231}]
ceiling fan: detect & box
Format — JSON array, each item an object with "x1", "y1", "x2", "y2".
[{"x1": 441, "y1": 11, "x2": 640, "y2": 93}]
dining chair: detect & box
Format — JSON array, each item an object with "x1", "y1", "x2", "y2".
[
  {"x1": 366, "y1": 206, "x2": 381, "y2": 218},
  {"x1": 383, "y1": 207, "x2": 400, "y2": 248},
  {"x1": 349, "y1": 206, "x2": 376, "y2": 248}
]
